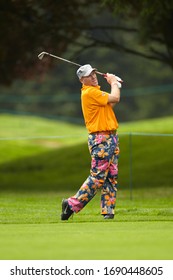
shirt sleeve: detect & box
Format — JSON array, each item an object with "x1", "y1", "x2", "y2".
[{"x1": 89, "y1": 88, "x2": 109, "y2": 106}]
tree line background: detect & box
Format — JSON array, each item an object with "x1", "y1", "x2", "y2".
[{"x1": 0, "y1": 0, "x2": 173, "y2": 123}]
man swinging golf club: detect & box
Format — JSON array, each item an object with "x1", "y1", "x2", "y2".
[{"x1": 61, "y1": 64, "x2": 121, "y2": 220}]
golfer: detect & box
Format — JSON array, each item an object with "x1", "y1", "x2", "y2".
[{"x1": 61, "y1": 64, "x2": 121, "y2": 220}]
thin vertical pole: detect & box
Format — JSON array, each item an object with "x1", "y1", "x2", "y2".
[{"x1": 129, "y1": 133, "x2": 133, "y2": 200}]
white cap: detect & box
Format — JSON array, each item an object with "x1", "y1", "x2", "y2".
[{"x1": 76, "y1": 64, "x2": 97, "y2": 79}]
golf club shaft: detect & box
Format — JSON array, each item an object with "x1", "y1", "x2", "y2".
[{"x1": 38, "y1": 51, "x2": 123, "y2": 82}]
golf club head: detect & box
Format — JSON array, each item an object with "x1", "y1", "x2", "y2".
[{"x1": 38, "y1": 52, "x2": 47, "y2": 60}]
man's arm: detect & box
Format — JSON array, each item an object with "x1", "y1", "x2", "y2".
[{"x1": 104, "y1": 74, "x2": 121, "y2": 105}]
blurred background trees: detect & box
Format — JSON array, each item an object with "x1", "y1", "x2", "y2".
[{"x1": 0, "y1": 0, "x2": 173, "y2": 123}]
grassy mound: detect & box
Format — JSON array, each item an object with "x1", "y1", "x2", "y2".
[{"x1": 0, "y1": 114, "x2": 173, "y2": 191}]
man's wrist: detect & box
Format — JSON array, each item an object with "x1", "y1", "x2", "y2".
[
  {"x1": 111, "y1": 82, "x2": 118, "y2": 86},
  {"x1": 111, "y1": 81, "x2": 121, "y2": 89}
]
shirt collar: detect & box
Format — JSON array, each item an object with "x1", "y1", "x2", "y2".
[{"x1": 82, "y1": 85, "x2": 100, "y2": 90}]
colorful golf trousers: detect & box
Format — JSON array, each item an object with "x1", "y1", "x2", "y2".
[{"x1": 68, "y1": 131, "x2": 120, "y2": 215}]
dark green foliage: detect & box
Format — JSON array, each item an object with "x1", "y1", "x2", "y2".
[
  {"x1": 0, "y1": 0, "x2": 97, "y2": 85},
  {"x1": 1, "y1": 0, "x2": 173, "y2": 86},
  {"x1": 103, "y1": 0, "x2": 173, "y2": 67}
]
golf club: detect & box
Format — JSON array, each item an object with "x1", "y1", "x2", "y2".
[{"x1": 38, "y1": 51, "x2": 123, "y2": 85}]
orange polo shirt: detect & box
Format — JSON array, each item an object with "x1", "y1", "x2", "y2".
[{"x1": 81, "y1": 85, "x2": 118, "y2": 133}]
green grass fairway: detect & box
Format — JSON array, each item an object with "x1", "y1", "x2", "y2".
[{"x1": 0, "y1": 188, "x2": 172, "y2": 260}]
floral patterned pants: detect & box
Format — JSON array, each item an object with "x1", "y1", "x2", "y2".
[{"x1": 68, "y1": 132, "x2": 120, "y2": 215}]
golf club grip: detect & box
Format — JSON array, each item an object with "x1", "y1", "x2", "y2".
[{"x1": 96, "y1": 71, "x2": 123, "y2": 83}]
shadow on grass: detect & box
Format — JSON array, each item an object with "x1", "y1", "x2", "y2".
[
  {"x1": 0, "y1": 135, "x2": 173, "y2": 192},
  {"x1": 0, "y1": 143, "x2": 90, "y2": 192}
]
